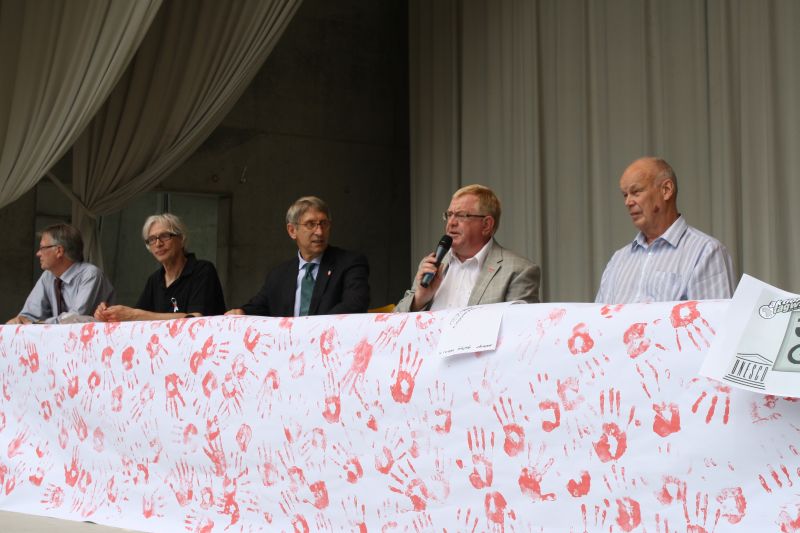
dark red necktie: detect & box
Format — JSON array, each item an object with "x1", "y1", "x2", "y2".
[{"x1": 54, "y1": 278, "x2": 66, "y2": 315}]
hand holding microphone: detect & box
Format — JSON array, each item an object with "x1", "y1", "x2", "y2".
[{"x1": 420, "y1": 235, "x2": 453, "y2": 288}]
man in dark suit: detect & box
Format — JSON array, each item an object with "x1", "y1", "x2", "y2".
[{"x1": 226, "y1": 196, "x2": 370, "y2": 317}]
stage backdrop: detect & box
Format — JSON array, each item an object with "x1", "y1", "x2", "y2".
[{"x1": 0, "y1": 302, "x2": 798, "y2": 531}]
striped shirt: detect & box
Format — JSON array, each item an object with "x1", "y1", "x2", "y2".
[{"x1": 595, "y1": 216, "x2": 735, "y2": 304}]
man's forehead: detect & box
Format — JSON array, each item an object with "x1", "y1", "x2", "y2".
[
  {"x1": 299, "y1": 208, "x2": 328, "y2": 221},
  {"x1": 449, "y1": 194, "x2": 478, "y2": 209},
  {"x1": 620, "y1": 167, "x2": 653, "y2": 189}
]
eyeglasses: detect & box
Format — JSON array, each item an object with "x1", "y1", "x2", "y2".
[
  {"x1": 145, "y1": 232, "x2": 179, "y2": 246},
  {"x1": 38, "y1": 244, "x2": 60, "y2": 252},
  {"x1": 442, "y1": 211, "x2": 488, "y2": 222},
  {"x1": 297, "y1": 220, "x2": 331, "y2": 231}
]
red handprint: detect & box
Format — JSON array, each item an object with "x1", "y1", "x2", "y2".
[
  {"x1": 492, "y1": 395, "x2": 527, "y2": 456},
  {"x1": 464, "y1": 426, "x2": 494, "y2": 489},
  {"x1": 321, "y1": 368, "x2": 342, "y2": 423},
  {"x1": 340, "y1": 494, "x2": 368, "y2": 532},
  {"x1": 164, "y1": 373, "x2": 186, "y2": 417},
  {"x1": 518, "y1": 443, "x2": 556, "y2": 501},
  {"x1": 167, "y1": 460, "x2": 196, "y2": 507},
  {"x1": 41, "y1": 483, "x2": 64, "y2": 509},
  {"x1": 568, "y1": 322, "x2": 595, "y2": 355},
  {"x1": 278, "y1": 490, "x2": 309, "y2": 533},
  {"x1": 690, "y1": 380, "x2": 731, "y2": 425},
  {"x1": 426, "y1": 379, "x2": 453, "y2": 434},
  {"x1": 390, "y1": 343, "x2": 423, "y2": 403},
  {"x1": 331, "y1": 442, "x2": 364, "y2": 484},
  {"x1": 623, "y1": 322, "x2": 651, "y2": 358},
  {"x1": 375, "y1": 315, "x2": 409, "y2": 350},
  {"x1": 341, "y1": 338, "x2": 374, "y2": 393},
  {"x1": 671, "y1": 301, "x2": 715, "y2": 351},
  {"x1": 454, "y1": 506, "x2": 480, "y2": 533},
  {"x1": 146, "y1": 334, "x2": 168, "y2": 373},
  {"x1": 389, "y1": 457, "x2": 431, "y2": 511},
  {"x1": 592, "y1": 389, "x2": 636, "y2": 462}
]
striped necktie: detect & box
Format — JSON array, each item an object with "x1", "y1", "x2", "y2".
[
  {"x1": 54, "y1": 277, "x2": 66, "y2": 315},
  {"x1": 299, "y1": 263, "x2": 316, "y2": 316}
]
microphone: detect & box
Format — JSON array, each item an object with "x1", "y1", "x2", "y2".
[{"x1": 420, "y1": 235, "x2": 453, "y2": 288}]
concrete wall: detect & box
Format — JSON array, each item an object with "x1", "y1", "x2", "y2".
[{"x1": 0, "y1": 0, "x2": 410, "y2": 319}]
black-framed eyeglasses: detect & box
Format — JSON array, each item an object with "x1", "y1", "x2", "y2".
[
  {"x1": 442, "y1": 211, "x2": 488, "y2": 222},
  {"x1": 145, "y1": 232, "x2": 179, "y2": 246},
  {"x1": 298, "y1": 220, "x2": 331, "y2": 231},
  {"x1": 37, "y1": 244, "x2": 60, "y2": 252}
]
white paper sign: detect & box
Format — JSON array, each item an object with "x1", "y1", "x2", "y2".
[
  {"x1": 700, "y1": 274, "x2": 800, "y2": 397},
  {"x1": 436, "y1": 301, "x2": 520, "y2": 357}
]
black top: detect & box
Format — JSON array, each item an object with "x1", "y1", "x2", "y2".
[
  {"x1": 136, "y1": 253, "x2": 226, "y2": 316},
  {"x1": 241, "y1": 245, "x2": 369, "y2": 317}
]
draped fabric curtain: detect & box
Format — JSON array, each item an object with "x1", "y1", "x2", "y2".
[
  {"x1": 410, "y1": 0, "x2": 800, "y2": 302},
  {"x1": 71, "y1": 0, "x2": 303, "y2": 266},
  {"x1": 0, "y1": 0, "x2": 161, "y2": 209}
]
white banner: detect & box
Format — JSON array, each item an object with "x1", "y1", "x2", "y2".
[{"x1": 0, "y1": 301, "x2": 798, "y2": 531}]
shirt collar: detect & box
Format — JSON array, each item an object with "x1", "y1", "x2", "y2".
[
  {"x1": 449, "y1": 238, "x2": 493, "y2": 268},
  {"x1": 181, "y1": 253, "x2": 197, "y2": 277},
  {"x1": 58, "y1": 262, "x2": 81, "y2": 283},
  {"x1": 297, "y1": 251, "x2": 322, "y2": 271},
  {"x1": 632, "y1": 215, "x2": 687, "y2": 250}
]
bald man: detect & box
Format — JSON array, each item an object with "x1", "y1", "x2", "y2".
[{"x1": 595, "y1": 157, "x2": 735, "y2": 304}]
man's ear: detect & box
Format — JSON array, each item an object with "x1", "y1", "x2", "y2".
[
  {"x1": 287, "y1": 223, "x2": 298, "y2": 241},
  {"x1": 661, "y1": 179, "x2": 676, "y2": 201},
  {"x1": 482, "y1": 216, "x2": 496, "y2": 237}
]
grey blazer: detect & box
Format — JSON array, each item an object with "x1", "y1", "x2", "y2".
[{"x1": 395, "y1": 240, "x2": 541, "y2": 312}]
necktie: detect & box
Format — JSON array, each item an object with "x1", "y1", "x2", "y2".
[
  {"x1": 54, "y1": 277, "x2": 66, "y2": 315},
  {"x1": 299, "y1": 263, "x2": 316, "y2": 316}
]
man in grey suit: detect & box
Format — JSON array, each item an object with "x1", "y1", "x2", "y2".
[{"x1": 396, "y1": 184, "x2": 540, "y2": 312}]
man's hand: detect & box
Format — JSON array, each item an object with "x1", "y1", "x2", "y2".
[
  {"x1": 94, "y1": 304, "x2": 140, "y2": 322},
  {"x1": 411, "y1": 253, "x2": 445, "y2": 311},
  {"x1": 6, "y1": 315, "x2": 32, "y2": 325},
  {"x1": 225, "y1": 308, "x2": 246, "y2": 316},
  {"x1": 93, "y1": 302, "x2": 108, "y2": 321}
]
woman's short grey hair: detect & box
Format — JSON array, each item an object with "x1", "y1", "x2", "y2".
[
  {"x1": 286, "y1": 196, "x2": 331, "y2": 225},
  {"x1": 142, "y1": 213, "x2": 188, "y2": 248}
]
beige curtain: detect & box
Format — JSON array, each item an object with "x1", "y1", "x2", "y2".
[
  {"x1": 0, "y1": 0, "x2": 161, "y2": 208},
  {"x1": 72, "y1": 0, "x2": 304, "y2": 266},
  {"x1": 410, "y1": 0, "x2": 800, "y2": 301}
]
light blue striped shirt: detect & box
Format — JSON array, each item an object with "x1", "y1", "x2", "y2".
[{"x1": 595, "y1": 216, "x2": 735, "y2": 304}]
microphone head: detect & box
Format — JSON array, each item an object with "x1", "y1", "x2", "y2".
[{"x1": 438, "y1": 235, "x2": 453, "y2": 250}]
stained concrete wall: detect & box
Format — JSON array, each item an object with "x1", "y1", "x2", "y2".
[{"x1": 0, "y1": 0, "x2": 410, "y2": 319}]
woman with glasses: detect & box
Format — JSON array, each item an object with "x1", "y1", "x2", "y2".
[{"x1": 93, "y1": 213, "x2": 225, "y2": 321}]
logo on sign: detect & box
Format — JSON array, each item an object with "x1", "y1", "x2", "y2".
[{"x1": 725, "y1": 353, "x2": 771, "y2": 389}]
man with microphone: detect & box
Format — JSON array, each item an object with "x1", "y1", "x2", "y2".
[{"x1": 396, "y1": 184, "x2": 540, "y2": 312}]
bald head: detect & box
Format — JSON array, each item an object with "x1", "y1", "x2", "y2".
[{"x1": 619, "y1": 157, "x2": 680, "y2": 243}]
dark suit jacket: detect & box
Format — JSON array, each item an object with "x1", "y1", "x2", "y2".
[{"x1": 241, "y1": 246, "x2": 370, "y2": 316}]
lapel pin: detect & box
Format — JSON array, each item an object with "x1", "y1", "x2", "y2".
[{"x1": 327, "y1": 270, "x2": 332, "y2": 276}]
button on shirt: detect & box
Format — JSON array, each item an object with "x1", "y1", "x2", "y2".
[
  {"x1": 294, "y1": 253, "x2": 322, "y2": 317},
  {"x1": 595, "y1": 216, "x2": 735, "y2": 304},
  {"x1": 430, "y1": 240, "x2": 493, "y2": 311}
]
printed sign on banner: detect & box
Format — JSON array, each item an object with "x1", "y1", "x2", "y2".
[
  {"x1": 701, "y1": 274, "x2": 800, "y2": 396},
  {"x1": 436, "y1": 301, "x2": 518, "y2": 357}
]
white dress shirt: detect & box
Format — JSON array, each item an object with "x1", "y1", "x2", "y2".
[{"x1": 430, "y1": 240, "x2": 493, "y2": 311}]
